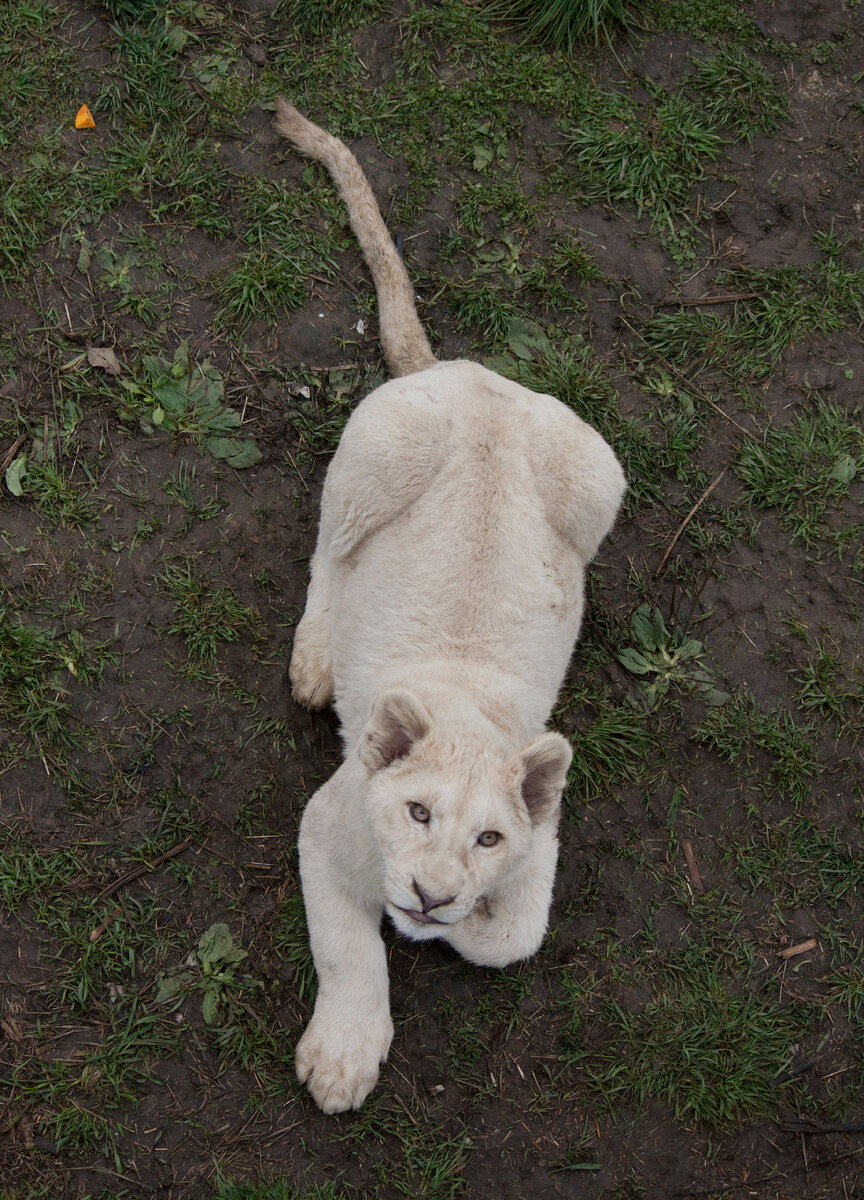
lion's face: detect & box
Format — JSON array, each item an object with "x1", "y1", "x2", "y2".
[{"x1": 360, "y1": 689, "x2": 571, "y2": 941}]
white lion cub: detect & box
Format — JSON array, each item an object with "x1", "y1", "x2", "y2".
[{"x1": 275, "y1": 101, "x2": 626, "y2": 1114}]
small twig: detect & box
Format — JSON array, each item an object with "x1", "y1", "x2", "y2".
[
  {"x1": 1, "y1": 434, "x2": 27, "y2": 474},
  {"x1": 680, "y1": 836, "x2": 705, "y2": 894},
  {"x1": 89, "y1": 908, "x2": 122, "y2": 942},
  {"x1": 778, "y1": 937, "x2": 819, "y2": 960},
  {"x1": 659, "y1": 292, "x2": 758, "y2": 306},
  {"x1": 93, "y1": 837, "x2": 194, "y2": 902},
  {"x1": 655, "y1": 468, "x2": 727, "y2": 577},
  {"x1": 771, "y1": 1058, "x2": 821, "y2": 1087}
]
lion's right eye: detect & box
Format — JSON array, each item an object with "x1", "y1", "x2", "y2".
[{"x1": 409, "y1": 803, "x2": 430, "y2": 823}]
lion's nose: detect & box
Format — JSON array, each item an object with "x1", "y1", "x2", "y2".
[{"x1": 412, "y1": 879, "x2": 456, "y2": 913}]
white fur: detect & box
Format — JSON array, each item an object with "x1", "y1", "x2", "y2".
[{"x1": 276, "y1": 106, "x2": 626, "y2": 1113}]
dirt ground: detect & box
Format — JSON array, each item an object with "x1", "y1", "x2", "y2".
[{"x1": 1, "y1": 1, "x2": 863, "y2": 1197}]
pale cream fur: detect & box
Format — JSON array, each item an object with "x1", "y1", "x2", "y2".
[{"x1": 276, "y1": 102, "x2": 626, "y2": 1114}]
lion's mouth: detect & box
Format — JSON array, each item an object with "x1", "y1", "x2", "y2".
[{"x1": 395, "y1": 906, "x2": 444, "y2": 926}]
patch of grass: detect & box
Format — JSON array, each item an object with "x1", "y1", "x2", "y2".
[
  {"x1": 564, "y1": 940, "x2": 817, "y2": 1127},
  {"x1": 160, "y1": 562, "x2": 257, "y2": 664},
  {"x1": 695, "y1": 691, "x2": 821, "y2": 809},
  {"x1": 274, "y1": 887, "x2": 316, "y2": 1005},
  {"x1": 643, "y1": 259, "x2": 864, "y2": 382},
  {"x1": 16, "y1": 460, "x2": 100, "y2": 528},
  {"x1": 215, "y1": 248, "x2": 310, "y2": 331},
  {"x1": 730, "y1": 820, "x2": 864, "y2": 908},
  {"x1": 163, "y1": 461, "x2": 225, "y2": 530},
  {"x1": 686, "y1": 46, "x2": 788, "y2": 141},
  {"x1": 564, "y1": 86, "x2": 723, "y2": 224},
  {"x1": 646, "y1": 0, "x2": 769, "y2": 45},
  {"x1": 735, "y1": 401, "x2": 862, "y2": 548},
  {"x1": 561, "y1": 705, "x2": 655, "y2": 805},
  {"x1": 479, "y1": 0, "x2": 628, "y2": 50},
  {"x1": 215, "y1": 1182, "x2": 347, "y2": 1200},
  {"x1": 214, "y1": 176, "x2": 345, "y2": 332},
  {"x1": 0, "y1": 609, "x2": 115, "y2": 763},
  {"x1": 273, "y1": 0, "x2": 384, "y2": 38},
  {"x1": 792, "y1": 639, "x2": 862, "y2": 732}
]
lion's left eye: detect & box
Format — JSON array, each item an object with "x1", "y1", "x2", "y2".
[
  {"x1": 409, "y1": 803, "x2": 430, "y2": 823},
  {"x1": 477, "y1": 831, "x2": 500, "y2": 847}
]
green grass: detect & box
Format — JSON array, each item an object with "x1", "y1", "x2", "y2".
[
  {"x1": 735, "y1": 400, "x2": 862, "y2": 547},
  {"x1": 686, "y1": 45, "x2": 789, "y2": 141},
  {"x1": 160, "y1": 562, "x2": 257, "y2": 664},
  {"x1": 563, "y1": 940, "x2": 817, "y2": 1128},
  {"x1": 696, "y1": 692, "x2": 821, "y2": 809},
  {"x1": 0, "y1": 609, "x2": 115, "y2": 763},
  {"x1": 562, "y1": 706, "x2": 656, "y2": 805},
  {"x1": 730, "y1": 819, "x2": 864, "y2": 908},
  {"x1": 564, "y1": 86, "x2": 724, "y2": 224},
  {"x1": 643, "y1": 259, "x2": 864, "y2": 381},
  {"x1": 481, "y1": 0, "x2": 628, "y2": 49}
]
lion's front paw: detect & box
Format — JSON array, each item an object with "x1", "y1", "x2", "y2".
[
  {"x1": 296, "y1": 1010, "x2": 393, "y2": 1114},
  {"x1": 289, "y1": 617, "x2": 333, "y2": 709}
]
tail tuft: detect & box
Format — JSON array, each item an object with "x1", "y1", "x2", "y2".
[{"x1": 274, "y1": 100, "x2": 436, "y2": 378}]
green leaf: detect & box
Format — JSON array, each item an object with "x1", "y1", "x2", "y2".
[
  {"x1": 155, "y1": 971, "x2": 193, "y2": 1003},
  {"x1": 5, "y1": 455, "x2": 27, "y2": 497},
  {"x1": 472, "y1": 142, "x2": 494, "y2": 171},
  {"x1": 203, "y1": 436, "x2": 263, "y2": 469},
  {"x1": 201, "y1": 987, "x2": 220, "y2": 1025},
  {"x1": 172, "y1": 342, "x2": 190, "y2": 376},
  {"x1": 163, "y1": 23, "x2": 188, "y2": 53},
  {"x1": 151, "y1": 405, "x2": 165, "y2": 426},
  {"x1": 618, "y1": 648, "x2": 654, "y2": 676},
  {"x1": 154, "y1": 380, "x2": 189, "y2": 415},
  {"x1": 676, "y1": 639, "x2": 703, "y2": 661},
  {"x1": 830, "y1": 453, "x2": 857, "y2": 485},
  {"x1": 226, "y1": 439, "x2": 263, "y2": 469},
  {"x1": 203, "y1": 408, "x2": 242, "y2": 433},
  {"x1": 505, "y1": 318, "x2": 551, "y2": 361},
  {"x1": 631, "y1": 604, "x2": 659, "y2": 650},
  {"x1": 198, "y1": 922, "x2": 235, "y2": 966}
]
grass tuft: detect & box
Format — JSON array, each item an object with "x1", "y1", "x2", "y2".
[
  {"x1": 564, "y1": 87, "x2": 723, "y2": 222},
  {"x1": 565, "y1": 941, "x2": 816, "y2": 1128}
]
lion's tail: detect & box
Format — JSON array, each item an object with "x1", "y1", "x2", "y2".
[{"x1": 274, "y1": 100, "x2": 435, "y2": 378}]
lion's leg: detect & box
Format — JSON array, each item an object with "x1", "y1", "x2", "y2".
[
  {"x1": 289, "y1": 547, "x2": 336, "y2": 709},
  {"x1": 295, "y1": 772, "x2": 392, "y2": 1113}
]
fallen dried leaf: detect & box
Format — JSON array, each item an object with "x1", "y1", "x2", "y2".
[{"x1": 87, "y1": 346, "x2": 122, "y2": 375}]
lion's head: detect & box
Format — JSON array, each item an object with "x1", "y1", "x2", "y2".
[{"x1": 359, "y1": 689, "x2": 572, "y2": 942}]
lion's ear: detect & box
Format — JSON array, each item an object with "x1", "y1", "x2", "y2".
[
  {"x1": 516, "y1": 732, "x2": 572, "y2": 823},
  {"x1": 361, "y1": 689, "x2": 432, "y2": 771}
]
